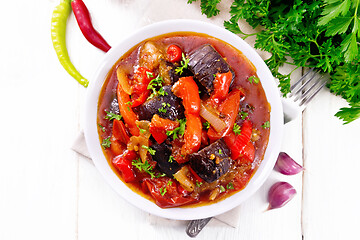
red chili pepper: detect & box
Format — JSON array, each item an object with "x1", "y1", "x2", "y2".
[
  {"x1": 112, "y1": 150, "x2": 137, "y2": 182},
  {"x1": 149, "y1": 115, "x2": 180, "y2": 144},
  {"x1": 167, "y1": 45, "x2": 182, "y2": 62},
  {"x1": 172, "y1": 76, "x2": 200, "y2": 115},
  {"x1": 209, "y1": 71, "x2": 233, "y2": 106},
  {"x1": 117, "y1": 82, "x2": 140, "y2": 136},
  {"x1": 71, "y1": 0, "x2": 111, "y2": 52},
  {"x1": 207, "y1": 89, "x2": 243, "y2": 141},
  {"x1": 223, "y1": 120, "x2": 253, "y2": 160}
]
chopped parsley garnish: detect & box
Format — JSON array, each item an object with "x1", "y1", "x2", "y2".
[
  {"x1": 142, "y1": 145, "x2": 156, "y2": 155},
  {"x1": 247, "y1": 76, "x2": 260, "y2": 84},
  {"x1": 168, "y1": 156, "x2": 175, "y2": 163},
  {"x1": 137, "y1": 125, "x2": 146, "y2": 134},
  {"x1": 101, "y1": 137, "x2": 111, "y2": 149},
  {"x1": 146, "y1": 71, "x2": 154, "y2": 78},
  {"x1": 226, "y1": 182, "x2": 234, "y2": 190},
  {"x1": 203, "y1": 121, "x2": 210, "y2": 129},
  {"x1": 104, "y1": 111, "x2": 122, "y2": 121},
  {"x1": 158, "y1": 87, "x2": 168, "y2": 96},
  {"x1": 219, "y1": 185, "x2": 226, "y2": 193},
  {"x1": 166, "y1": 118, "x2": 186, "y2": 140},
  {"x1": 98, "y1": 124, "x2": 106, "y2": 132},
  {"x1": 147, "y1": 75, "x2": 164, "y2": 100},
  {"x1": 262, "y1": 121, "x2": 270, "y2": 129},
  {"x1": 233, "y1": 123, "x2": 242, "y2": 135},
  {"x1": 160, "y1": 180, "x2": 173, "y2": 196},
  {"x1": 218, "y1": 149, "x2": 223, "y2": 155},
  {"x1": 158, "y1": 102, "x2": 171, "y2": 113},
  {"x1": 175, "y1": 53, "x2": 189, "y2": 75},
  {"x1": 196, "y1": 181, "x2": 203, "y2": 187},
  {"x1": 239, "y1": 111, "x2": 248, "y2": 120},
  {"x1": 132, "y1": 158, "x2": 156, "y2": 179}
]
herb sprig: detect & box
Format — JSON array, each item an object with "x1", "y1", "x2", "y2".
[{"x1": 187, "y1": 0, "x2": 360, "y2": 124}]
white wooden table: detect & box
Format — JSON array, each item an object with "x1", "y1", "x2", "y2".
[{"x1": 1, "y1": 0, "x2": 359, "y2": 239}]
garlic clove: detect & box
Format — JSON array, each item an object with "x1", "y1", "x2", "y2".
[
  {"x1": 274, "y1": 152, "x2": 303, "y2": 175},
  {"x1": 268, "y1": 181, "x2": 296, "y2": 210}
]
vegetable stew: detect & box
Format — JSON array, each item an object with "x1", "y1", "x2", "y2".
[{"x1": 97, "y1": 32, "x2": 270, "y2": 208}]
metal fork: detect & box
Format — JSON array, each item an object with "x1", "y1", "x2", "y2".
[{"x1": 185, "y1": 68, "x2": 329, "y2": 238}]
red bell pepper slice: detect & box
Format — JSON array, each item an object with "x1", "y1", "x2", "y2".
[
  {"x1": 181, "y1": 114, "x2": 202, "y2": 156},
  {"x1": 207, "y1": 89, "x2": 243, "y2": 141},
  {"x1": 240, "y1": 141, "x2": 255, "y2": 164},
  {"x1": 149, "y1": 114, "x2": 180, "y2": 144},
  {"x1": 130, "y1": 67, "x2": 154, "y2": 107},
  {"x1": 171, "y1": 76, "x2": 200, "y2": 115},
  {"x1": 209, "y1": 71, "x2": 232, "y2": 106},
  {"x1": 111, "y1": 119, "x2": 130, "y2": 145},
  {"x1": 117, "y1": 82, "x2": 140, "y2": 136},
  {"x1": 223, "y1": 120, "x2": 253, "y2": 160},
  {"x1": 112, "y1": 150, "x2": 137, "y2": 182},
  {"x1": 144, "y1": 178, "x2": 198, "y2": 208}
]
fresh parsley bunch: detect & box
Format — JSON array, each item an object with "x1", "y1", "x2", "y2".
[{"x1": 188, "y1": 0, "x2": 360, "y2": 124}]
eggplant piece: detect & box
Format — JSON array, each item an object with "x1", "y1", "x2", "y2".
[
  {"x1": 151, "y1": 141, "x2": 182, "y2": 177},
  {"x1": 189, "y1": 139, "x2": 232, "y2": 183},
  {"x1": 188, "y1": 44, "x2": 235, "y2": 94},
  {"x1": 134, "y1": 85, "x2": 185, "y2": 121}
]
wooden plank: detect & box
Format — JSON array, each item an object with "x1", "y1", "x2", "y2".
[{"x1": 302, "y1": 90, "x2": 360, "y2": 239}]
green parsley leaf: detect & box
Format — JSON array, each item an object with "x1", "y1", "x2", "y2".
[
  {"x1": 233, "y1": 123, "x2": 242, "y2": 135},
  {"x1": 218, "y1": 149, "x2": 223, "y2": 155},
  {"x1": 137, "y1": 125, "x2": 146, "y2": 134},
  {"x1": 166, "y1": 118, "x2": 186, "y2": 140},
  {"x1": 98, "y1": 124, "x2": 106, "y2": 132},
  {"x1": 219, "y1": 185, "x2": 226, "y2": 193},
  {"x1": 105, "y1": 111, "x2": 122, "y2": 121},
  {"x1": 168, "y1": 156, "x2": 174, "y2": 163},
  {"x1": 239, "y1": 111, "x2": 248, "y2": 120},
  {"x1": 101, "y1": 137, "x2": 111, "y2": 149},
  {"x1": 158, "y1": 87, "x2": 168, "y2": 96},
  {"x1": 142, "y1": 145, "x2": 156, "y2": 155},
  {"x1": 203, "y1": 121, "x2": 210, "y2": 129},
  {"x1": 132, "y1": 158, "x2": 156, "y2": 178},
  {"x1": 262, "y1": 121, "x2": 270, "y2": 129},
  {"x1": 175, "y1": 53, "x2": 189, "y2": 75},
  {"x1": 335, "y1": 103, "x2": 360, "y2": 124},
  {"x1": 247, "y1": 76, "x2": 260, "y2": 84},
  {"x1": 196, "y1": 181, "x2": 203, "y2": 187},
  {"x1": 226, "y1": 182, "x2": 234, "y2": 190}
]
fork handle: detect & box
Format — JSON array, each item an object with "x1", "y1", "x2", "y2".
[{"x1": 281, "y1": 97, "x2": 302, "y2": 124}]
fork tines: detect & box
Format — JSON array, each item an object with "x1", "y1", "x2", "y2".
[{"x1": 288, "y1": 68, "x2": 329, "y2": 108}]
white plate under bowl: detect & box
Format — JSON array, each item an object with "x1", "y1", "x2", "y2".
[{"x1": 84, "y1": 19, "x2": 283, "y2": 220}]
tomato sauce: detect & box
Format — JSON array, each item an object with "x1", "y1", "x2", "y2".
[{"x1": 97, "y1": 32, "x2": 270, "y2": 208}]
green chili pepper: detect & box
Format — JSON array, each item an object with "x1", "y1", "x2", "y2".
[{"x1": 51, "y1": 0, "x2": 89, "y2": 87}]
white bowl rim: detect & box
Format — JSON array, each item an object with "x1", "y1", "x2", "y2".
[{"x1": 84, "y1": 19, "x2": 284, "y2": 220}]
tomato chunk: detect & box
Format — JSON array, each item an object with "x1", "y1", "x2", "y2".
[
  {"x1": 209, "y1": 71, "x2": 233, "y2": 106},
  {"x1": 167, "y1": 44, "x2": 182, "y2": 62},
  {"x1": 149, "y1": 114, "x2": 180, "y2": 144},
  {"x1": 112, "y1": 150, "x2": 137, "y2": 182}
]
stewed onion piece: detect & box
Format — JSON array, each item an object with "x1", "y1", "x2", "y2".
[
  {"x1": 199, "y1": 103, "x2": 226, "y2": 132},
  {"x1": 116, "y1": 68, "x2": 132, "y2": 95},
  {"x1": 173, "y1": 166, "x2": 195, "y2": 192}
]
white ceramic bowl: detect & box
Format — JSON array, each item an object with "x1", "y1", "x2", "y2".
[{"x1": 84, "y1": 19, "x2": 283, "y2": 220}]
